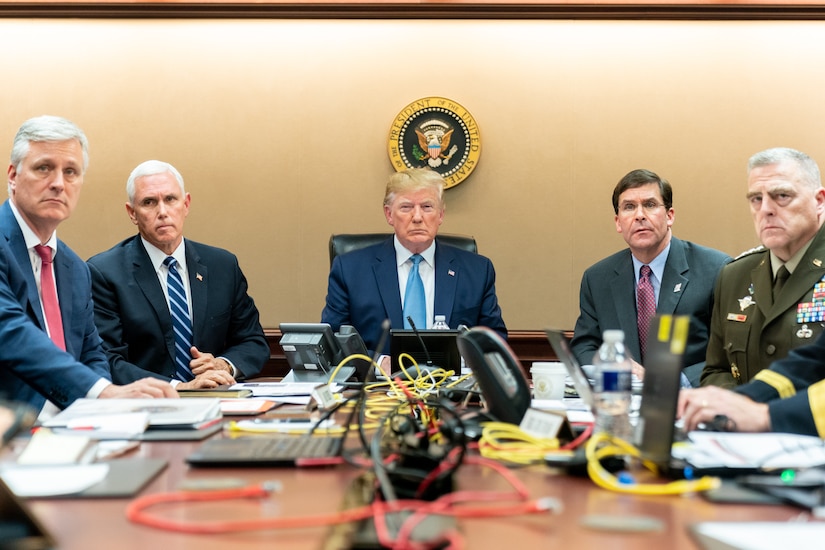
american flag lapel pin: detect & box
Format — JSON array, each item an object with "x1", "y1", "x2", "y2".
[
  {"x1": 673, "y1": 283, "x2": 682, "y2": 293},
  {"x1": 448, "y1": 269, "x2": 455, "y2": 277},
  {"x1": 196, "y1": 273, "x2": 203, "y2": 281}
]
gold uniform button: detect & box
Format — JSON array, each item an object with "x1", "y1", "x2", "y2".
[
  {"x1": 731, "y1": 364, "x2": 740, "y2": 380},
  {"x1": 766, "y1": 344, "x2": 777, "y2": 355}
]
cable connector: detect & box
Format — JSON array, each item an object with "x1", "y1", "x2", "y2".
[
  {"x1": 260, "y1": 480, "x2": 284, "y2": 495},
  {"x1": 533, "y1": 497, "x2": 563, "y2": 514}
]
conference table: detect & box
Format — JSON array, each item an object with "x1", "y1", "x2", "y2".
[{"x1": 12, "y1": 416, "x2": 804, "y2": 550}]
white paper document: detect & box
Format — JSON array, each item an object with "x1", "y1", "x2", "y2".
[
  {"x1": 230, "y1": 382, "x2": 342, "y2": 398},
  {"x1": 1, "y1": 464, "x2": 110, "y2": 497},
  {"x1": 692, "y1": 522, "x2": 825, "y2": 550},
  {"x1": 42, "y1": 398, "x2": 221, "y2": 429}
]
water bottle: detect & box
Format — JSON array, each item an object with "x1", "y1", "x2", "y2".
[
  {"x1": 592, "y1": 330, "x2": 633, "y2": 441},
  {"x1": 431, "y1": 315, "x2": 462, "y2": 372},
  {"x1": 432, "y1": 315, "x2": 450, "y2": 330}
]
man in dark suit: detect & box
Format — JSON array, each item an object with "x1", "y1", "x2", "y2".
[
  {"x1": 571, "y1": 169, "x2": 730, "y2": 386},
  {"x1": 0, "y1": 116, "x2": 175, "y2": 413},
  {"x1": 321, "y1": 168, "x2": 506, "y2": 355},
  {"x1": 87, "y1": 160, "x2": 268, "y2": 387},
  {"x1": 701, "y1": 148, "x2": 825, "y2": 388},
  {"x1": 680, "y1": 329, "x2": 825, "y2": 436}
]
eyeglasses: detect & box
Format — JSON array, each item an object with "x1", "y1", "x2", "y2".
[{"x1": 618, "y1": 200, "x2": 666, "y2": 216}]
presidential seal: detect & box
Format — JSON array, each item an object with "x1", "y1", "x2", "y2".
[{"x1": 387, "y1": 97, "x2": 481, "y2": 189}]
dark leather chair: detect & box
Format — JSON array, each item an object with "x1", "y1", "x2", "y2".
[{"x1": 329, "y1": 233, "x2": 477, "y2": 266}]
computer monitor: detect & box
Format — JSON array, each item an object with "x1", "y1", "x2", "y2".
[
  {"x1": 456, "y1": 327, "x2": 530, "y2": 424},
  {"x1": 389, "y1": 329, "x2": 461, "y2": 374},
  {"x1": 279, "y1": 323, "x2": 355, "y2": 383}
]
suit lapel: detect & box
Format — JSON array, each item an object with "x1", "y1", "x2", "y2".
[
  {"x1": 0, "y1": 201, "x2": 47, "y2": 330},
  {"x1": 434, "y1": 243, "x2": 457, "y2": 326},
  {"x1": 751, "y1": 257, "x2": 773, "y2": 322},
  {"x1": 611, "y1": 252, "x2": 642, "y2": 359},
  {"x1": 658, "y1": 238, "x2": 689, "y2": 315},
  {"x1": 129, "y1": 239, "x2": 176, "y2": 361},
  {"x1": 186, "y1": 243, "x2": 208, "y2": 341},
  {"x1": 373, "y1": 240, "x2": 404, "y2": 326}
]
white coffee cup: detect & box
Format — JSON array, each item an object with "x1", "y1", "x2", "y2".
[{"x1": 530, "y1": 362, "x2": 567, "y2": 400}]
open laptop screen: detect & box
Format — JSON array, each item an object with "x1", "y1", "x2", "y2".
[
  {"x1": 544, "y1": 329, "x2": 595, "y2": 410},
  {"x1": 389, "y1": 329, "x2": 461, "y2": 373}
]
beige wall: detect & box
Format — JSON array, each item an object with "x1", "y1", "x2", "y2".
[{"x1": 1, "y1": 18, "x2": 824, "y2": 330}]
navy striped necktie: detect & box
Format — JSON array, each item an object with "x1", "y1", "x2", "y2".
[{"x1": 164, "y1": 256, "x2": 194, "y2": 381}]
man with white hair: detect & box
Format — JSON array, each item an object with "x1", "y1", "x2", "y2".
[
  {"x1": 701, "y1": 147, "x2": 825, "y2": 388},
  {"x1": 87, "y1": 160, "x2": 268, "y2": 388}
]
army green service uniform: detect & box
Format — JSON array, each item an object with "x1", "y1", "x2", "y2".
[{"x1": 701, "y1": 225, "x2": 825, "y2": 388}]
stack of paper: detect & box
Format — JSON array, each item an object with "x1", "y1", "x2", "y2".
[
  {"x1": 17, "y1": 429, "x2": 98, "y2": 465},
  {"x1": 43, "y1": 398, "x2": 222, "y2": 438}
]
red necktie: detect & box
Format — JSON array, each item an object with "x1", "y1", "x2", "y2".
[
  {"x1": 637, "y1": 265, "x2": 656, "y2": 361},
  {"x1": 34, "y1": 245, "x2": 66, "y2": 351}
]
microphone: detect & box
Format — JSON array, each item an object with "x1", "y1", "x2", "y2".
[
  {"x1": 366, "y1": 319, "x2": 391, "y2": 384},
  {"x1": 406, "y1": 315, "x2": 435, "y2": 369}
]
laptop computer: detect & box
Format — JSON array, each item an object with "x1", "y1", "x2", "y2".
[
  {"x1": 633, "y1": 315, "x2": 690, "y2": 475},
  {"x1": 0, "y1": 400, "x2": 55, "y2": 548},
  {"x1": 389, "y1": 329, "x2": 461, "y2": 374},
  {"x1": 546, "y1": 317, "x2": 688, "y2": 475},
  {"x1": 544, "y1": 329, "x2": 595, "y2": 411},
  {"x1": 186, "y1": 405, "x2": 356, "y2": 468}
]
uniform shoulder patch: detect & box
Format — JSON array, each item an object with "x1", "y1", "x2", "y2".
[{"x1": 733, "y1": 245, "x2": 766, "y2": 261}]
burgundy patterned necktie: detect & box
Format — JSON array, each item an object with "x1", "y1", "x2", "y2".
[
  {"x1": 637, "y1": 265, "x2": 656, "y2": 361},
  {"x1": 34, "y1": 245, "x2": 66, "y2": 351}
]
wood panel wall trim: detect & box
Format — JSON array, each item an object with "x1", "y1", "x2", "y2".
[
  {"x1": 261, "y1": 328, "x2": 567, "y2": 378},
  {"x1": 3, "y1": 2, "x2": 825, "y2": 20}
]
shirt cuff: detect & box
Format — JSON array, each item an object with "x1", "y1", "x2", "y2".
[
  {"x1": 218, "y1": 356, "x2": 237, "y2": 378},
  {"x1": 86, "y1": 378, "x2": 111, "y2": 399}
]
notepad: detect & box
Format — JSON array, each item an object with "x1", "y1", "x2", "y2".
[
  {"x1": 17, "y1": 429, "x2": 97, "y2": 465},
  {"x1": 219, "y1": 399, "x2": 277, "y2": 416}
]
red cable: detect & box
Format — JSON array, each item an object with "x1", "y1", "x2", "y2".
[{"x1": 127, "y1": 462, "x2": 556, "y2": 537}]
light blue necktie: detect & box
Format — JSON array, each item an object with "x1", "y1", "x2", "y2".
[
  {"x1": 164, "y1": 256, "x2": 194, "y2": 381},
  {"x1": 403, "y1": 254, "x2": 426, "y2": 329}
]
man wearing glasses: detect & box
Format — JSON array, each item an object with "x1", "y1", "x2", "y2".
[
  {"x1": 701, "y1": 148, "x2": 825, "y2": 389},
  {"x1": 571, "y1": 169, "x2": 730, "y2": 386}
]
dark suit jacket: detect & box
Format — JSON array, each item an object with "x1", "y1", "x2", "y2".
[
  {"x1": 570, "y1": 237, "x2": 730, "y2": 385},
  {"x1": 0, "y1": 200, "x2": 110, "y2": 411},
  {"x1": 321, "y1": 237, "x2": 507, "y2": 353},
  {"x1": 87, "y1": 236, "x2": 268, "y2": 384},
  {"x1": 736, "y1": 329, "x2": 825, "y2": 437}
]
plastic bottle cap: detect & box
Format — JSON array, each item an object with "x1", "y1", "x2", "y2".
[{"x1": 602, "y1": 330, "x2": 625, "y2": 342}]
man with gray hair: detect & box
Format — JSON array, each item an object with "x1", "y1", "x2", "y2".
[
  {"x1": 701, "y1": 147, "x2": 825, "y2": 387},
  {"x1": 87, "y1": 160, "x2": 268, "y2": 387},
  {"x1": 0, "y1": 116, "x2": 176, "y2": 413}
]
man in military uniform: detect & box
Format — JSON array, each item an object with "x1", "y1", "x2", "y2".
[
  {"x1": 680, "y1": 330, "x2": 825, "y2": 436},
  {"x1": 701, "y1": 147, "x2": 825, "y2": 388}
]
